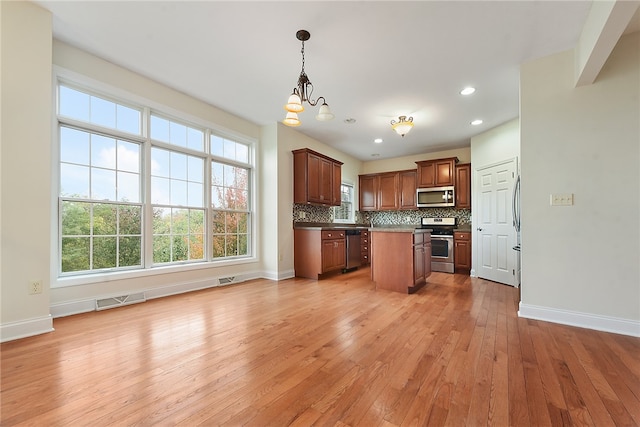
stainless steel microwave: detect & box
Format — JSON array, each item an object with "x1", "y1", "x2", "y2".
[{"x1": 416, "y1": 186, "x2": 455, "y2": 208}]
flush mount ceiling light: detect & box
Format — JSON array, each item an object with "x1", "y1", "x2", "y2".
[
  {"x1": 283, "y1": 30, "x2": 334, "y2": 127},
  {"x1": 460, "y1": 87, "x2": 476, "y2": 95},
  {"x1": 390, "y1": 115, "x2": 414, "y2": 137}
]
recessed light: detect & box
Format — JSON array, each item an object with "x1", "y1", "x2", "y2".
[
  {"x1": 374, "y1": 138, "x2": 383, "y2": 144},
  {"x1": 371, "y1": 153, "x2": 380, "y2": 157},
  {"x1": 471, "y1": 119, "x2": 483, "y2": 126},
  {"x1": 460, "y1": 87, "x2": 476, "y2": 95},
  {"x1": 344, "y1": 118, "x2": 356, "y2": 124}
]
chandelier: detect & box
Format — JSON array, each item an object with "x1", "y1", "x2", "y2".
[
  {"x1": 391, "y1": 115, "x2": 414, "y2": 137},
  {"x1": 283, "y1": 30, "x2": 334, "y2": 127}
]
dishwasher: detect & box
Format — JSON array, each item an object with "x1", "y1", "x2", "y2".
[{"x1": 344, "y1": 229, "x2": 362, "y2": 272}]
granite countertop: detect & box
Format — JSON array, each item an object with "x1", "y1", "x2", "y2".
[
  {"x1": 293, "y1": 222, "x2": 370, "y2": 231},
  {"x1": 369, "y1": 226, "x2": 431, "y2": 233}
]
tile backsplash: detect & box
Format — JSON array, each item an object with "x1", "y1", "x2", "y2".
[{"x1": 292, "y1": 204, "x2": 471, "y2": 226}]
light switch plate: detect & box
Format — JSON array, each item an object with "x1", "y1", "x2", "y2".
[{"x1": 550, "y1": 193, "x2": 574, "y2": 206}]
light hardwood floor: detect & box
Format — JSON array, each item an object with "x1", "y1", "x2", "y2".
[{"x1": 2, "y1": 268, "x2": 639, "y2": 426}]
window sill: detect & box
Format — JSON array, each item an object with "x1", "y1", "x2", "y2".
[{"x1": 53, "y1": 256, "x2": 258, "y2": 288}]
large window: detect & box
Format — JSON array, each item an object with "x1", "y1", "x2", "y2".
[{"x1": 57, "y1": 82, "x2": 254, "y2": 276}]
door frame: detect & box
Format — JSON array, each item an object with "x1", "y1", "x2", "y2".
[{"x1": 471, "y1": 157, "x2": 519, "y2": 285}]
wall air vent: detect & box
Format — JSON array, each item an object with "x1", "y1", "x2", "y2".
[
  {"x1": 218, "y1": 276, "x2": 236, "y2": 285},
  {"x1": 96, "y1": 292, "x2": 146, "y2": 311}
]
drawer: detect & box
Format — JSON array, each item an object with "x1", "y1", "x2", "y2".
[
  {"x1": 454, "y1": 232, "x2": 471, "y2": 241},
  {"x1": 322, "y1": 230, "x2": 345, "y2": 240}
]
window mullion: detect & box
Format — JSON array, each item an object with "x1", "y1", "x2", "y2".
[{"x1": 142, "y1": 107, "x2": 154, "y2": 268}]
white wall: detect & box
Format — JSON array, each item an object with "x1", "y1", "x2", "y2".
[
  {"x1": 362, "y1": 147, "x2": 471, "y2": 174},
  {"x1": 470, "y1": 118, "x2": 521, "y2": 277},
  {"x1": 1, "y1": 1, "x2": 54, "y2": 340},
  {"x1": 470, "y1": 119, "x2": 520, "y2": 172},
  {"x1": 519, "y1": 32, "x2": 639, "y2": 336}
]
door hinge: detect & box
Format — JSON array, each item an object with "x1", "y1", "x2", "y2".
[{"x1": 512, "y1": 269, "x2": 515, "y2": 275}]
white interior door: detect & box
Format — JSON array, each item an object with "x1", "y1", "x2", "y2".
[{"x1": 475, "y1": 159, "x2": 517, "y2": 286}]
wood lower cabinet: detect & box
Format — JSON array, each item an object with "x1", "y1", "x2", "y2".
[
  {"x1": 454, "y1": 231, "x2": 471, "y2": 273},
  {"x1": 293, "y1": 148, "x2": 343, "y2": 206},
  {"x1": 416, "y1": 157, "x2": 458, "y2": 188},
  {"x1": 455, "y1": 163, "x2": 471, "y2": 209},
  {"x1": 413, "y1": 232, "x2": 432, "y2": 288},
  {"x1": 360, "y1": 230, "x2": 370, "y2": 265},
  {"x1": 294, "y1": 228, "x2": 346, "y2": 279},
  {"x1": 321, "y1": 231, "x2": 346, "y2": 273},
  {"x1": 371, "y1": 230, "x2": 431, "y2": 293}
]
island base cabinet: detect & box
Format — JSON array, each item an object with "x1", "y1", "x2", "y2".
[{"x1": 371, "y1": 230, "x2": 431, "y2": 294}]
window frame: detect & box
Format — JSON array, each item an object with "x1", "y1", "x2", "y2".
[
  {"x1": 53, "y1": 72, "x2": 257, "y2": 286},
  {"x1": 333, "y1": 182, "x2": 354, "y2": 224}
]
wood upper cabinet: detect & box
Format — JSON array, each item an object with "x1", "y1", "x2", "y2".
[
  {"x1": 359, "y1": 174, "x2": 377, "y2": 211},
  {"x1": 455, "y1": 163, "x2": 471, "y2": 209},
  {"x1": 399, "y1": 170, "x2": 417, "y2": 209},
  {"x1": 293, "y1": 148, "x2": 343, "y2": 206},
  {"x1": 416, "y1": 157, "x2": 458, "y2": 188},
  {"x1": 359, "y1": 169, "x2": 416, "y2": 211},
  {"x1": 377, "y1": 172, "x2": 399, "y2": 210}
]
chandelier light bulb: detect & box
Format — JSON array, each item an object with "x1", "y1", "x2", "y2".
[{"x1": 283, "y1": 112, "x2": 301, "y2": 127}]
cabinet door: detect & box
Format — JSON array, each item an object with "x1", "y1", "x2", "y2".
[
  {"x1": 416, "y1": 162, "x2": 436, "y2": 187},
  {"x1": 332, "y1": 162, "x2": 341, "y2": 205},
  {"x1": 322, "y1": 239, "x2": 336, "y2": 272},
  {"x1": 424, "y1": 241, "x2": 432, "y2": 278},
  {"x1": 318, "y1": 156, "x2": 332, "y2": 204},
  {"x1": 399, "y1": 170, "x2": 417, "y2": 209},
  {"x1": 454, "y1": 232, "x2": 471, "y2": 272},
  {"x1": 334, "y1": 238, "x2": 346, "y2": 269},
  {"x1": 322, "y1": 239, "x2": 345, "y2": 272},
  {"x1": 307, "y1": 153, "x2": 321, "y2": 203},
  {"x1": 359, "y1": 175, "x2": 378, "y2": 211},
  {"x1": 454, "y1": 240, "x2": 471, "y2": 270},
  {"x1": 435, "y1": 159, "x2": 455, "y2": 186},
  {"x1": 455, "y1": 163, "x2": 471, "y2": 209},
  {"x1": 378, "y1": 172, "x2": 399, "y2": 210},
  {"x1": 413, "y1": 244, "x2": 425, "y2": 286}
]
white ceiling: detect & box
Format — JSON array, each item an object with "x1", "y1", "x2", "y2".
[{"x1": 36, "y1": 1, "x2": 602, "y2": 161}]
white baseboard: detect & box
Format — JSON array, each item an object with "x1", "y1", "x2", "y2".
[
  {"x1": 0, "y1": 315, "x2": 54, "y2": 343},
  {"x1": 263, "y1": 269, "x2": 295, "y2": 281},
  {"x1": 518, "y1": 303, "x2": 640, "y2": 337}
]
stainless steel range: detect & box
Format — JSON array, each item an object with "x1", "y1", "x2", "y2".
[{"x1": 419, "y1": 217, "x2": 456, "y2": 273}]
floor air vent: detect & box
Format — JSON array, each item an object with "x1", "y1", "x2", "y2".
[
  {"x1": 96, "y1": 293, "x2": 146, "y2": 311},
  {"x1": 218, "y1": 276, "x2": 236, "y2": 285}
]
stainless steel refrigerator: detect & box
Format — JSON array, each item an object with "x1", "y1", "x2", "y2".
[{"x1": 512, "y1": 175, "x2": 521, "y2": 287}]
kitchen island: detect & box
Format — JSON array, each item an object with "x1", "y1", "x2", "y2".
[{"x1": 370, "y1": 227, "x2": 432, "y2": 293}]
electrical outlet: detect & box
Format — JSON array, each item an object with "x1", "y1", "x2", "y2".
[
  {"x1": 299, "y1": 211, "x2": 306, "y2": 219},
  {"x1": 29, "y1": 280, "x2": 43, "y2": 295},
  {"x1": 550, "y1": 193, "x2": 574, "y2": 206}
]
